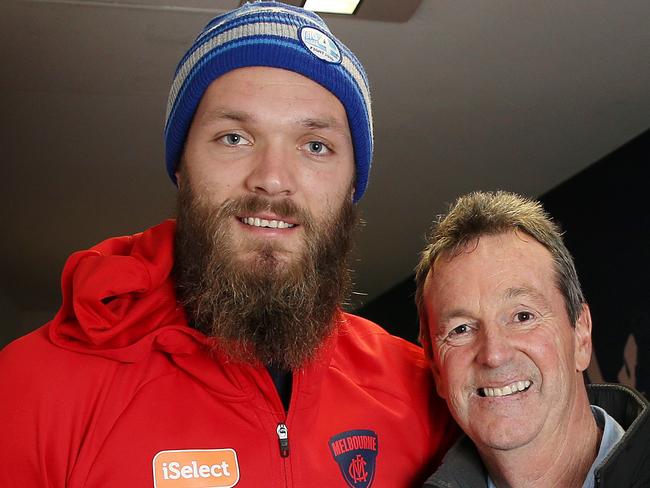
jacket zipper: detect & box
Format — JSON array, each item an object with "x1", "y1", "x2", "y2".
[
  {"x1": 277, "y1": 420, "x2": 291, "y2": 488},
  {"x1": 264, "y1": 368, "x2": 296, "y2": 487},
  {"x1": 276, "y1": 423, "x2": 290, "y2": 457}
]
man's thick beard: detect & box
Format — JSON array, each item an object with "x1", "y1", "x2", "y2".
[{"x1": 173, "y1": 183, "x2": 357, "y2": 370}]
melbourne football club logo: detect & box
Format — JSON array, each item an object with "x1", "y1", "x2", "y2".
[{"x1": 329, "y1": 429, "x2": 378, "y2": 488}]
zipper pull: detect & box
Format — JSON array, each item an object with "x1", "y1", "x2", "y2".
[{"x1": 276, "y1": 423, "x2": 289, "y2": 458}]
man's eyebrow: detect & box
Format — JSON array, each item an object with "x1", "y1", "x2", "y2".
[
  {"x1": 300, "y1": 117, "x2": 351, "y2": 138},
  {"x1": 436, "y1": 287, "x2": 546, "y2": 325},
  {"x1": 503, "y1": 286, "x2": 547, "y2": 303},
  {"x1": 197, "y1": 111, "x2": 349, "y2": 136},
  {"x1": 439, "y1": 308, "x2": 472, "y2": 326},
  {"x1": 301, "y1": 116, "x2": 341, "y2": 129},
  {"x1": 199, "y1": 109, "x2": 253, "y2": 125},
  {"x1": 431, "y1": 308, "x2": 473, "y2": 339}
]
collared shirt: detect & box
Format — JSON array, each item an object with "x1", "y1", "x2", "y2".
[
  {"x1": 582, "y1": 405, "x2": 626, "y2": 487},
  {"x1": 486, "y1": 405, "x2": 625, "y2": 488}
]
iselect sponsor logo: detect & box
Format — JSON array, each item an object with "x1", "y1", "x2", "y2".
[{"x1": 152, "y1": 449, "x2": 239, "y2": 488}]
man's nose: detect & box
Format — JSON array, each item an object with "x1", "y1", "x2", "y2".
[
  {"x1": 475, "y1": 325, "x2": 515, "y2": 368},
  {"x1": 244, "y1": 143, "x2": 296, "y2": 197}
]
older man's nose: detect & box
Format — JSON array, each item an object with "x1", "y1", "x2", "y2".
[{"x1": 475, "y1": 325, "x2": 515, "y2": 368}]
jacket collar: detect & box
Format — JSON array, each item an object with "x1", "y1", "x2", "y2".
[
  {"x1": 588, "y1": 383, "x2": 649, "y2": 485},
  {"x1": 423, "y1": 435, "x2": 487, "y2": 488}
]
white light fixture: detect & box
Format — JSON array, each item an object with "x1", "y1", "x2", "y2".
[{"x1": 303, "y1": 0, "x2": 361, "y2": 15}]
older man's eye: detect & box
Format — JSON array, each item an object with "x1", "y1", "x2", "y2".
[
  {"x1": 441, "y1": 323, "x2": 476, "y2": 346},
  {"x1": 514, "y1": 311, "x2": 534, "y2": 322},
  {"x1": 449, "y1": 324, "x2": 469, "y2": 336}
]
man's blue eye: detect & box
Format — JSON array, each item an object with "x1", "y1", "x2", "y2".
[
  {"x1": 225, "y1": 134, "x2": 241, "y2": 145},
  {"x1": 307, "y1": 141, "x2": 328, "y2": 154}
]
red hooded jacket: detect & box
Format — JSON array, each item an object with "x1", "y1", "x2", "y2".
[{"x1": 0, "y1": 221, "x2": 456, "y2": 488}]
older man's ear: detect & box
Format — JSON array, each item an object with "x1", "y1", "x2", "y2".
[{"x1": 574, "y1": 303, "x2": 593, "y2": 373}]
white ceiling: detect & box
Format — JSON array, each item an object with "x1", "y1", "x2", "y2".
[{"x1": 1, "y1": 0, "x2": 649, "y2": 334}]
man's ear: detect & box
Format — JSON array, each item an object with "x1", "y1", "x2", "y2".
[
  {"x1": 574, "y1": 303, "x2": 593, "y2": 372},
  {"x1": 174, "y1": 157, "x2": 186, "y2": 189}
]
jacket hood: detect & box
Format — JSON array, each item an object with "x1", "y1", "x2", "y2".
[{"x1": 48, "y1": 220, "x2": 208, "y2": 362}]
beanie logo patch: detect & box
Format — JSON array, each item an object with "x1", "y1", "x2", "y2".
[{"x1": 299, "y1": 27, "x2": 341, "y2": 64}]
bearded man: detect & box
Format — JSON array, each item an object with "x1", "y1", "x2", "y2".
[{"x1": 0, "y1": 3, "x2": 456, "y2": 487}]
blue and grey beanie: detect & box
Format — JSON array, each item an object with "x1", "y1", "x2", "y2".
[{"x1": 164, "y1": 1, "x2": 373, "y2": 202}]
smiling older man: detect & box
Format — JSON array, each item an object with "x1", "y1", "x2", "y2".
[{"x1": 415, "y1": 191, "x2": 649, "y2": 488}]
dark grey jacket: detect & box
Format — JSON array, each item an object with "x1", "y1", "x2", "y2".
[{"x1": 423, "y1": 383, "x2": 649, "y2": 488}]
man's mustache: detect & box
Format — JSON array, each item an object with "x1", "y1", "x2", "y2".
[{"x1": 218, "y1": 194, "x2": 315, "y2": 233}]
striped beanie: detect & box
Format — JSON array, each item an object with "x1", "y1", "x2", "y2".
[{"x1": 165, "y1": 1, "x2": 373, "y2": 202}]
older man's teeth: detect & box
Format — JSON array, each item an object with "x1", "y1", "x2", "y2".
[
  {"x1": 481, "y1": 380, "x2": 531, "y2": 398},
  {"x1": 242, "y1": 217, "x2": 295, "y2": 229}
]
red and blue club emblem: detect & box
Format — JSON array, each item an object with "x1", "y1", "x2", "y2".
[{"x1": 329, "y1": 429, "x2": 378, "y2": 488}]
